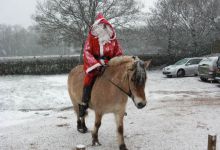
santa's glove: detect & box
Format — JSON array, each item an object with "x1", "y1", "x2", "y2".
[{"x1": 100, "y1": 59, "x2": 109, "y2": 66}]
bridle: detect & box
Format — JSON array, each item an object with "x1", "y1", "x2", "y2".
[
  {"x1": 101, "y1": 58, "x2": 145, "y2": 101},
  {"x1": 103, "y1": 69, "x2": 134, "y2": 100}
]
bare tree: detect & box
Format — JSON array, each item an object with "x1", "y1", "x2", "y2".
[
  {"x1": 145, "y1": 0, "x2": 220, "y2": 57},
  {"x1": 33, "y1": 0, "x2": 141, "y2": 58},
  {"x1": 146, "y1": 0, "x2": 180, "y2": 56},
  {"x1": 0, "y1": 24, "x2": 76, "y2": 57},
  {"x1": 176, "y1": 0, "x2": 219, "y2": 55}
]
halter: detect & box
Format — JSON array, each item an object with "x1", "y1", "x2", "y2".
[
  {"x1": 101, "y1": 58, "x2": 144, "y2": 100},
  {"x1": 106, "y1": 74, "x2": 133, "y2": 98},
  {"x1": 103, "y1": 69, "x2": 134, "y2": 100}
]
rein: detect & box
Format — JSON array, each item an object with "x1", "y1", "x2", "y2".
[{"x1": 101, "y1": 71, "x2": 133, "y2": 99}]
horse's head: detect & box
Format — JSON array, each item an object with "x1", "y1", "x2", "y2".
[{"x1": 127, "y1": 57, "x2": 151, "y2": 109}]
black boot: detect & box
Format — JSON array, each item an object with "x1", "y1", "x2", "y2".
[
  {"x1": 77, "y1": 119, "x2": 88, "y2": 133},
  {"x1": 79, "y1": 104, "x2": 88, "y2": 118},
  {"x1": 79, "y1": 86, "x2": 92, "y2": 118}
]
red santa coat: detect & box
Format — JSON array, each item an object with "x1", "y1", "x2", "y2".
[{"x1": 83, "y1": 13, "x2": 123, "y2": 74}]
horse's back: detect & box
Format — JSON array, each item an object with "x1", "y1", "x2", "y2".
[
  {"x1": 68, "y1": 63, "x2": 128, "y2": 113},
  {"x1": 68, "y1": 65, "x2": 85, "y2": 104}
]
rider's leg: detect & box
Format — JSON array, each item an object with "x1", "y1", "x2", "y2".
[{"x1": 79, "y1": 73, "x2": 96, "y2": 118}]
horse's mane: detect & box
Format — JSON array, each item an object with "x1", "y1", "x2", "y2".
[
  {"x1": 108, "y1": 56, "x2": 134, "y2": 67},
  {"x1": 108, "y1": 56, "x2": 147, "y2": 87}
]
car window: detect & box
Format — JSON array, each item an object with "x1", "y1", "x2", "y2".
[
  {"x1": 200, "y1": 58, "x2": 211, "y2": 64},
  {"x1": 217, "y1": 57, "x2": 220, "y2": 68},
  {"x1": 187, "y1": 59, "x2": 202, "y2": 65},
  {"x1": 200, "y1": 57, "x2": 218, "y2": 65},
  {"x1": 174, "y1": 58, "x2": 189, "y2": 65}
]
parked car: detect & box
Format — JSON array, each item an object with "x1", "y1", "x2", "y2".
[
  {"x1": 198, "y1": 56, "x2": 218, "y2": 82},
  {"x1": 215, "y1": 56, "x2": 220, "y2": 83},
  {"x1": 162, "y1": 57, "x2": 203, "y2": 77}
]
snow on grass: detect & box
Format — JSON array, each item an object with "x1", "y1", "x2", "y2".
[
  {"x1": 0, "y1": 70, "x2": 220, "y2": 150},
  {"x1": 0, "y1": 75, "x2": 71, "y2": 111}
]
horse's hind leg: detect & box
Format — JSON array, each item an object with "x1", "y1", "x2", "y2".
[
  {"x1": 73, "y1": 104, "x2": 88, "y2": 133},
  {"x1": 92, "y1": 112, "x2": 102, "y2": 146},
  {"x1": 115, "y1": 112, "x2": 128, "y2": 150}
]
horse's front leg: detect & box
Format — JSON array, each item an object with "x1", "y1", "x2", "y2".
[
  {"x1": 92, "y1": 112, "x2": 102, "y2": 146},
  {"x1": 115, "y1": 112, "x2": 128, "y2": 150}
]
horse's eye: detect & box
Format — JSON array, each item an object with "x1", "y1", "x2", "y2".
[{"x1": 128, "y1": 67, "x2": 134, "y2": 71}]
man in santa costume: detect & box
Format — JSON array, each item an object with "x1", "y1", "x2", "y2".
[{"x1": 79, "y1": 13, "x2": 123, "y2": 118}]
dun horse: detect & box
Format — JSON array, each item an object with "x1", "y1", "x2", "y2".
[{"x1": 68, "y1": 56, "x2": 151, "y2": 150}]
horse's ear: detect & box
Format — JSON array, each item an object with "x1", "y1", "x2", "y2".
[{"x1": 144, "y1": 59, "x2": 152, "y2": 68}]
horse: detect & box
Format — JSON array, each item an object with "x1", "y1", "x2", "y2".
[{"x1": 68, "y1": 56, "x2": 151, "y2": 150}]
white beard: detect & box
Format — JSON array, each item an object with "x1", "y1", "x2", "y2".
[{"x1": 91, "y1": 24, "x2": 113, "y2": 45}]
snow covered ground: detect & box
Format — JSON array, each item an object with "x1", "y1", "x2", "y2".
[{"x1": 0, "y1": 70, "x2": 220, "y2": 150}]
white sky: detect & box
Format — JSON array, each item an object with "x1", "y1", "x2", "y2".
[
  {"x1": 0, "y1": 0, "x2": 39, "y2": 27},
  {"x1": 0, "y1": 0, "x2": 156, "y2": 28}
]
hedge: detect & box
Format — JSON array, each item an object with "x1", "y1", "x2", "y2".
[
  {"x1": 0, "y1": 55, "x2": 80, "y2": 75},
  {"x1": 0, "y1": 54, "x2": 182, "y2": 75}
]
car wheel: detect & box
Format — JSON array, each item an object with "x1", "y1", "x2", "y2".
[
  {"x1": 200, "y1": 77, "x2": 207, "y2": 82},
  {"x1": 177, "y1": 69, "x2": 185, "y2": 77}
]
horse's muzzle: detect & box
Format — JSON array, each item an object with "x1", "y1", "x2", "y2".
[{"x1": 136, "y1": 102, "x2": 146, "y2": 109}]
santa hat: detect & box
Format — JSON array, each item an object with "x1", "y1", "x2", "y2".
[
  {"x1": 90, "y1": 13, "x2": 116, "y2": 40},
  {"x1": 92, "y1": 13, "x2": 105, "y2": 26}
]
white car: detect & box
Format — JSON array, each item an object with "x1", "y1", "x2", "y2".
[{"x1": 162, "y1": 58, "x2": 203, "y2": 77}]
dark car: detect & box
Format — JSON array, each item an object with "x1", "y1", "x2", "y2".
[
  {"x1": 215, "y1": 56, "x2": 220, "y2": 83},
  {"x1": 198, "y1": 57, "x2": 218, "y2": 82}
]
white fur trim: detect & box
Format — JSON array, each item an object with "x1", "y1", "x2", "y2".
[
  {"x1": 86, "y1": 63, "x2": 101, "y2": 73},
  {"x1": 92, "y1": 18, "x2": 104, "y2": 28},
  {"x1": 99, "y1": 41, "x2": 104, "y2": 56},
  {"x1": 111, "y1": 32, "x2": 116, "y2": 40},
  {"x1": 100, "y1": 59, "x2": 105, "y2": 65}
]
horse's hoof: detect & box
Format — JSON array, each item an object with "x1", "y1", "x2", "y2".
[
  {"x1": 77, "y1": 126, "x2": 88, "y2": 133},
  {"x1": 92, "y1": 140, "x2": 101, "y2": 146},
  {"x1": 119, "y1": 144, "x2": 128, "y2": 150}
]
